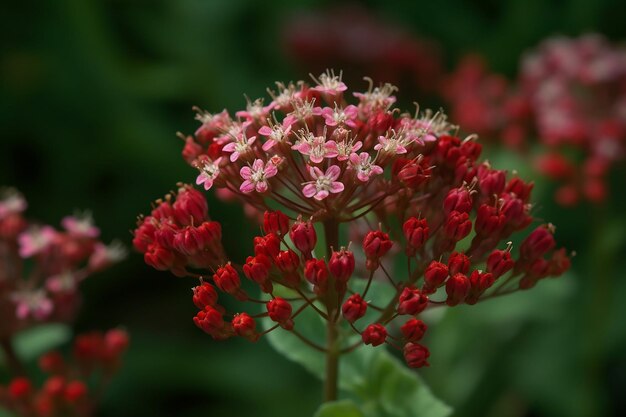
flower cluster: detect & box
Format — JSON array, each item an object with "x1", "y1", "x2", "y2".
[
  {"x1": 0, "y1": 328, "x2": 129, "y2": 417},
  {"x1": 134, "y1": 72, "x2": 570, "y2": 369},
  {"x1": 0, "y1": 188, "x2": 126, "y2": 339},
  {"x1": 283, "y1": 5, "x2": 443, "y2": 95},
  {"x1": 444, "y1": 35, "x2": 626, "y2": 206}
]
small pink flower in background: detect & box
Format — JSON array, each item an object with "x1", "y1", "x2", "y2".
[
  {"x1": 46, "y1": 271, "x2": 76, "y2": 293},
  {"x1": 235, "y1": 97, "x2": 273, "y2": 123},
  {"x1": 375, "y1": 133, "x2": 409, "y2": 155},
  {"x1": 311, "y1": 70, "x2": 348, "y2": 97},
  {"x1": 88, "y1": 241, "x2": 127, "y2": 272},
  {"x1": 11, "y1": 290, "x2": 53, "y2": 320},
  {"x1": 0, "y1": 188, "x2": 27, "y2": 219},
  {"x1": 302, "y1": 165, "x2": 344, "y2": 200},
  {"x1": 62, "y1": 212, "x2": 100, "y2": 238},
  {"x1": 18, "y1": 226, "x2": 57, "y2": 258},
  {"x1": 195, "y1": 157, "x2": 223, "y2": 190},
  {"x1": 240, "y1": 159, "x2": 278, "y2": 193},
  {"x1": 349, "y1": 152, "x2": 384, "y2": 182}
]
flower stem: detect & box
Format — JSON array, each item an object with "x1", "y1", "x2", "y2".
[{"x1": 323, "y1": 219, "x2": 340, "y2": 402}]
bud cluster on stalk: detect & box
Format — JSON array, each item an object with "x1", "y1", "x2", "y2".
[
  {"x1": 0, "y1": 329, "x2": 129, "y2": 417},
  {"x1": 0, "y1": 188, "x2": 126, "y2": 339},
  {"x1": 134, "y1": 71, "x2": 571, "y2": 369}
]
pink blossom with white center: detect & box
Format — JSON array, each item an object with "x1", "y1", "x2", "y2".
[
  {"x1": 336, "y1": 139, "x2": 363, "y2": 161},
  {"x1": 259, "y1": 121, "x2": 293, "y2": 151},
  {"x1": 267, "y1": 81, "x2": 301, "y2": 111},
  {"x1": 215, "y1": 121, "x2": 250, "y2": 145},
  {"x1": 284, "y1": 98, "x2": 317, "y2": 126},
  {"x1": 89, "y1": 241, "x2": 127, "y2": 271},
  {"x1": 236, "y1": 97, "x2": 273, "y2": 122},
  {"x1": 61, "y1": 212, "x2": 100, "y2": 238},
  {"x1": 315, "y1": 105, "x2": 359, "y2": 128},
  {"x1": 374, "y1": 133, "x2": 409, "y2": 155},
  {"x1": 18, "y1": 226, "x2": 57, "y2": 258},
  {"x1": 353, "y1": 80, "x2": 398, "y2": 111},
  {"x1": 240, "y1": 159, "x2": 278, "y2": 193},
  {"x1": 349, "y1": 152, "x2": 384, "y2": 182},
  {"x1": 292, "y1": 132, "x2": 338, "y2": 164},
  {"x1": 302, "y1": 165, "x2": 345, "y2": 200},
  {"x1": 194, "y1": 109, "x2": 232, "y2": 139},
  {"x1": 311, "y1": 70, "x2": 348, "y2": 97},
  {"x1": 11, "y1": 289, "x2": 53, "y2": 320},
  {"x1": 0, "y1": 189, "x2": 27, "y2": 219},
  {"x1": 46, "y1": 271, "x2": 76, "y2": 293},
  {"x1": 222, "y1": 134, "x2": 256, "y2": 162},
  {"x1": 195, "y1": 157, "x2": 223, "y2": 190}
]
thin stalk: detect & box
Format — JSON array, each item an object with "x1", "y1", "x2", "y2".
[{"x1": 323, "y1": 219, "x2": 340, "y2": 402}]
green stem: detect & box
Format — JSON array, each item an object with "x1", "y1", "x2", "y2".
[{"x1": 323, "y1": 219, "x2": 340, "y2": 402}]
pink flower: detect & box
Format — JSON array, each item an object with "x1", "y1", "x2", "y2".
[
  {"x1": 18, "y1": 226, "x2": 57, "y2": 258},
  {"x1": 240, "y1": 159, "x2": 278, "y2": 193},
  {"x1": 88, "y1": 241, "x2": 127, "y2": 271},
  {"x1": 311, "y1": 70, "x2": 348, "y2": 97},
  {"x1": 46, "y1": 271, "x2": 77, "y2": 293},
  {"x1": 336, "y1": 139, "x2": 363, "y2": 161},
  {"x1": 292, "y1": 132, "x2": 338, "y2": 163},
  {"x1": 349, "y1": 152, "x2": 384, "y2": 182},
  {"x1": 353, "y1": 81, "x2": 398, "y2": 111},
  {"x1": 61, "y1": 213, "x2": 100, "y2": 238},
  {"x1": 258, "y1": 121, "x2": 292, "y2": 151},
  {"x1": 0, "y1": 188, "x2": 27, "y2": 220},
  {"x1": 222, "y1": 135, "x2": 256, "y2": 162},
  {"x1": 374, "y1": 134, "x2": 409, "y2": 155},
  {"x1": 195, "y1": 157, "x2": 223, "y2": 190},
  {"x1": 302, "y1": 165, "x2": 344, "y2": 200},
  {"x1": 315, "y1": 105, "x2": 359, "y2": 127},
  {"x1": 11, "y1": 290, "x2": 53, "y2": 320},
  {"x1": 235, "y1": 98, "x2": 273, "y2": 122}
]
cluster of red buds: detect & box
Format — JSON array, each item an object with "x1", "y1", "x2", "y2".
[
  {"x1": 283, "y1": 5, "x2": 443, "y2": 96},
  {"x1": 0, "y1": 328, "x2": 129, "y2": 417},
  {"x1": 133, "y1": 71, "x2": 570, "y2": 370},
  {"x1": 0, "y1": 188, "x2": 126, "y2": 339},
  {"x1": 443, "y1": 35, "x2": 626, "y2": 206}
]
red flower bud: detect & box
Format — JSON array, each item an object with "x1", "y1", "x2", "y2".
[
  {"x1": 363, "y1": 230, "x2": 393, "y2": 260},
  {"x1": 232, "y1": 313, "x2": 257, "y2": 340},
  {"x1": 213, "y1": 264, "x2": 241, "y2": 295},
  {"x1": 267, "y1": 297, "x2": 293, "y2": 329},
  {"x1": 175, "y1": 222, "x2": 221, "y2": 256},
  {"x1": 445, "y1": 273, "x2": 470, "y2": 306},
  {"x1": 362, "y1": 323, "x2": 387, "y2": 346},
  {"x1": 486, "y1": 249, "x2": 514, "y2": 278},
  {"x1": 192, "y1": 281, "x2": 218, "y2": 309},
  {"x1": 460, "y1": 139, "x2": 482, "y2": 160},
  {"x1": 475, "y1": 204, "x2": 504, "y2": 236},
  {"x1": 397, "y1": 287, "x2": 428, "y2": 315},
  {"x1": 466, "y1": 270, "x2": 495, "y2": 305},
  {"x1": 520, "y1": 225, "x2": 556, "y2": 260},
  {"x1": 397, "y1": 158, "x2": 432, "y2": 188},
  {"x1": 401, "y1": 318, "x2": 427, "y2": 342},
  {"x1": 275, "y1": 250, "x2": 300, "y2": 273},
  {"x1": 263, "y1": 210, "x2": 290, "y2": 235},
  {"x1": 548, "y1": 248, "x2": 571, "y2": 276},
  {"x1": 501, "y1": 194, "x2": 531, "y2": 230},
  {"x1": 448, "y1": 251, "x2": 470, "y2": 275},
  {"x1": 342, "y1": 294, "x2": 368, "y2": 323},
  {"x1": 64, "y1": 381, "x2": 87, "y2": 403},
  {"x1": 403, "y1": 217, "x2": 429, "y2": 255},
  {"x1": 254, "y1": 233, "x2": 281, "y2": 258},
  {"x1": 182, "y1": 136, "x2": 203, "y2": 164},
  {"x1": 43, "y1": 376, "x2": 65, "y2": 398},
  {"x1": 243, "y1": 254, "x2": 272, "y2": 286},
  {"x1": 444, "y1": 211, "x2": 472, "y2": 241},
  {"x1": 172, "y1": 185, "x2": 208, "y2": 226},
  {"x1": 403, "y1": 343, "x2": 430, "y2": 368},
  {"x1": 304, "y1": 258, "x2": 328, "y2": 286},
  {"x1": 478, "y1": 168, "x2": 506, "y2": 198},
  {"x1": 39, "y1": 351, "x2": 65, "y2": 374},
  {"x1": 505, "y1": 177, "x2": 533, "y2": 202},
  {"x1": 329, "y1": 248, "x2": 355, "y2": 282},
  {"x1": 144, "y1": 244, "x2": 176, "y2": 271},
  {"x1": 8, "y1": 377, "x2": 32, "y2": 399},
  {"x1": 193, "y1": 306, "x2": 225, "y2": 335},
  {"x1": 104, "y1": 329, "x2": 130, "y2": 357},
  {"x1": 444, "y1": 186, "x2": 473, "y2": 214},
  {"x1": 289, "y1": 219, "x2": 317, "y2": 255},
  {"x1": 423, "y1": 261, "x2": 449, "y2": 293}
]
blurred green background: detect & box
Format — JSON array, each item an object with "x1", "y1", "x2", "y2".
[{"x1": 1, "y1": 0, "x2": 625, "y2": 416}]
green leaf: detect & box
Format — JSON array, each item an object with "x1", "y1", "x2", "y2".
[
  {"x1": 314, "y1": 400, "x2": 364, "y2": 417},
  {"x1": 12, "y1": 324, "x2": 71, "y2": 362},
  {"x1": 265, "y1": 298, "x2": 452, "y2": 417}
]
